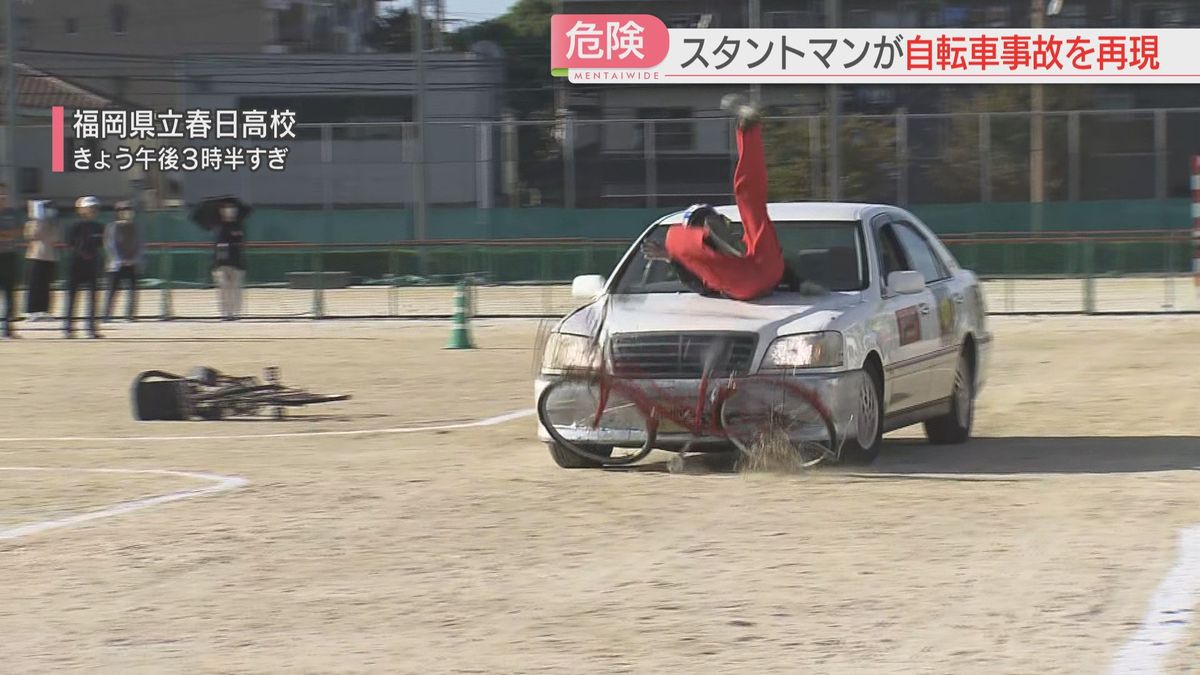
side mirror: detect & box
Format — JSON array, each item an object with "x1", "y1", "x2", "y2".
[
  {"x1": 887, "y1": 270, "x2": 926, "y2": 295},
  {"x1": 571, "y1": 274, "x2": 606, "y2": 300}
]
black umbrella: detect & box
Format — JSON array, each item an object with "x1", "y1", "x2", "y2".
[{"x1": 191, "y1": 195, "x2": 253, "y2": 231}]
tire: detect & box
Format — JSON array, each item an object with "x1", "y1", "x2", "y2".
[
  {"x1": 718, "y1": 378, "x2": 839, "y2": 469},
  {"x1": 537, "y1": 378, "x2": 655, "y2": 469},
  {"x1": 131, "y1": 373, "x2": 190, "y2": 421},
  {"x1": 547, "y1": 442, "x2": 614, "y2": 469},
  {"x1": 924, "y1": 352, "x2": 974, "y2": 445},
  {"x1": 838, "y1": 364, "x2": 884, "y2": 465}
]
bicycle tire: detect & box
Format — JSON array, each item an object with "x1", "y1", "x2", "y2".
[
  {"x1": 537, "y1": 377, "x2": 656, "y2": 466},
  {"x1": 266, "y1": 391, "x2": 352, "y2": 406},
  {"x1": 717, "y1": 378, "x2": 839, "y2": 469}
]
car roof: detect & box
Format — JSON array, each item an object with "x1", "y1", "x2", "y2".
[{"x1": 656, "y1": 201, "x2": 893, "y2": 225}]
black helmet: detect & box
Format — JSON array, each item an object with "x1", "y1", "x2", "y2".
[{"x1": 682, "y1": 203, "x2": 727, "y2": 228}]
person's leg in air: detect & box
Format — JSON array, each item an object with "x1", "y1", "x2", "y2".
[{"x1": 657, "y1": 98, "x2": 784, "y2": 301}]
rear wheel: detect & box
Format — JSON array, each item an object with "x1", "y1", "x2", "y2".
[
  {"x1": 924, "y1": 353, "x2": 974, "y2": 445},
  {"x1": 839, "y1": 365, "x2": 884, "y2": 465},
  {"x1": 718, "y1": 378, "x2": 838, "y2": 470}
]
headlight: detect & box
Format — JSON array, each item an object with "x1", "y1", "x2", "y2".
[
  {"x1": 761, "y1": 332, "x2": 844, "y2": 370},
  {"x1": 541, "y1": 333, "x2": 601, "y2": 374}
]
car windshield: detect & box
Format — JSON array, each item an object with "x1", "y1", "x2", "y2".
[{"x1": 611, "y1": 220, "x2": 869, "y2": 295}]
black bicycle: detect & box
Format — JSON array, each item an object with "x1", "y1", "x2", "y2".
[{"x1": 132, "y1": 366, "x2": 350, "y2": 421}]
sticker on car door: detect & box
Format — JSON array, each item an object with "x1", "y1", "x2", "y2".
[{"x1": 896, "y1": 305, "x2": 921, "y2": 346}]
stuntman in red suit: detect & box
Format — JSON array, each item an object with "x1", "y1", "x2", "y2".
[{"x1": 645, "y1": 102, "x2": 785, "y2": 301}]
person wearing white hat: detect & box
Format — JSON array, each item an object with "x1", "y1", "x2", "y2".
[{"x1": 63, "y1": 196, "x2": 105, "y2": 338}]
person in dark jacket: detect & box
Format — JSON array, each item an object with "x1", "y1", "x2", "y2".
[
  {"x1": 211, "y1": 199, "x2": 247, "y2": 320},
  {"x1": 0, "y1": 184, "x2": 21, "y2": 339},
  {"x1": 63, "y1": 196, "x2": 105, "y2": 338},
  {"x1": 104, "y1": 200, "x2": 143, "y2": 321}
]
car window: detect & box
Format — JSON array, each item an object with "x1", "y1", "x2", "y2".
[
  {"x1": 611, "y1": 220, "x2": 868, "y2": 294},
  {"x1": 876, "y1": 223, "x2": 907, "y2": 282},
  {"x1": 892, "y1": 222, "x2": 948, "y2": 284}
]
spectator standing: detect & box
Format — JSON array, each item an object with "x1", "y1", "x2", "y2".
[
  {"x1": 24, "y1": 200, "x2": 60, "y2": 322},
  {"x1": 104, "y1": 200, "x2": 143, "y2": 321},
  {"x1": 63, "y1": 196, "x2": 105, "y2": 339},
  {"x1": 0, "y1": 185, "x2": 21, "y2": 339}
]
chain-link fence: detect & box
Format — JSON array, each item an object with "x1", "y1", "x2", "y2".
[
  {"x1": 6, "y1": 232, "x2": 1195, "y2": 320},
  {"x1": 8, "y1": 109, "x2": 1198, "y2": 320},
  {"x1": 15, "y1": 107, "x2": 1200, "y2": 211}
]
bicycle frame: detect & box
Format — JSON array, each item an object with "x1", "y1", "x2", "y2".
[{"x1": 543, "y1": 295, "x2": 839, "y2": 463}]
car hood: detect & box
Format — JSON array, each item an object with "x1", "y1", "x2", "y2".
[{"x1": 560, "y1": 291, "x2": 864, "y2": 338}]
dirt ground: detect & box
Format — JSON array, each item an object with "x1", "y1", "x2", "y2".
[{"x1": 1, "y1": 315, "x2": 1198, "y2": 674}]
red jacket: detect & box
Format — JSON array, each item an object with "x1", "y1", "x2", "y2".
[{"x1": 664, "y1": 124, "x2": 785, "y2": 301}]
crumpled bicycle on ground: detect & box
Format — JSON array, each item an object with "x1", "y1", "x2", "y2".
[{"x1": 131, "y1": 366, "x2": 350, "y2": 421}]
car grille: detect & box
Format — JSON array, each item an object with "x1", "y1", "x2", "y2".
[{"x1": 609, "y1": 332, "x2": 758, "y2": 379}]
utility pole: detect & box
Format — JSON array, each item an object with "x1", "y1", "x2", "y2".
[
  {"x1": 412, "y1": 0, "x2": 428, "y2": 242},
  {"x1": 3, "y1": 0, "x2": 17, "y2": 199},
  {"x1": 826, "y1": 0, "x2": 840, "y2": 201},
  {"x1": 1030, "y1": 0, "x2": 1046, "y2": 229},
  {"x1": 748, "y1": 0, "x2": 761, "y2": 105}
]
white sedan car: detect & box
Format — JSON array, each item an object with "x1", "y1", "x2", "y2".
[{"x1": 535, "y1": 202, "x2": 993, "y2": 468}]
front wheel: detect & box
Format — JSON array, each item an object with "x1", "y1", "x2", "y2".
[
  {"x1": 546, "y1": 442, "x2": 614, "y2": 469},
  {"x1": 924, "y1": 353, "x2": 974, "y2": 445},
  {"x1": 838, "y1": 366, "x2": 884, "y2": 465},
  {"x1": 537, "y1": 377, "x2": 656, "y2": 468}
]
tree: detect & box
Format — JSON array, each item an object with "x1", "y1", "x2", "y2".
[
  {"x1": 448, "y1": 0, "x2": 555, "y2": 118},
  {"x1": 762, "y1": 114, "x2": 898, "y2": 203},
  {"x1": 928, "y1": 85, "x2": 1096, "y2": 202},
  {"x1": 364, "y1": 8, "x2": 437, "y2": 53}
]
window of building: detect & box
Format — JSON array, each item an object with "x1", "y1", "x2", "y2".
[
  {"x1": 112, "y1": 75, "x2": 129, "y2": 101},
  {"x1": 767, "y1": 9, "x2": 819, "y2": 27},
  {"x1": 17, "y1": 168, "x2": 41, "y2": 196},
  {"x1": 637, "y1": 107, "x2": 694, "y2": 152},
  {"x1": 17, "y1": 17, "x2": 33, "y2": 48},
  {"x1": 277, "y1": 3, "x2": 307, "y2": 46},
  {"x1": 238, "y1": 95, "x2": 415, "y2": 140},
  {"x1": 111, "y1": 3, "x2": 128, "y2": 34},
  {"x1": 982, "y1": 5, "x2": 1010, "y2": 27},
  {"x1": 65, "y1": 17, "x2": 78, "y2": 35},
  {"x1": 666, "y1": 14, "x2": 702, "y2": 28}
]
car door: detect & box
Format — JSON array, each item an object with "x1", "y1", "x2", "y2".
[
  {"x1": 873, "y1": 218, "x2": 940, "y2": 412},
  {"x1": 890, "y1": 219, "x2": 958, "y2": 404}
]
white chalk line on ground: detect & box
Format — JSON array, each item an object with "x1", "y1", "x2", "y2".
[
  {"x1": 0, "y1": 408, "x2": 536, "y2": 444},
  {"x1": 0, "y1": 467, "x2": 249, "y2": 541},
  {"x1": 1109, "y1": 525, "x2": 1200, "y2": 674}
]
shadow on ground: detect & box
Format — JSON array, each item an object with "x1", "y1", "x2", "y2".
[
  {"x1": 871, "y1": 436, "x2": 1200, "y2": 475},
  {"x1": 598, "y1": 437, "x2": 1200, "y2": 477}
]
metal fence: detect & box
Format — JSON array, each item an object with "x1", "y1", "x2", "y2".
[
  {"x1": 7, "y1": 233, "x2": 1196, "y2": 321},
  {"x1": 14, "y1": 106, "x2": 1200, "y2": 211}
]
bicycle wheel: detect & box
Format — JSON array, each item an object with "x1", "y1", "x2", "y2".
[
  {"x1": 537, "y1": 376, "x2": 656, "y2": 466},
  {"x1": 717, "y1": 378, "x2": 838, "y2": 470},
  {"x1": 267, "y1": 390, "x2": 352, "y2": 406}
]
